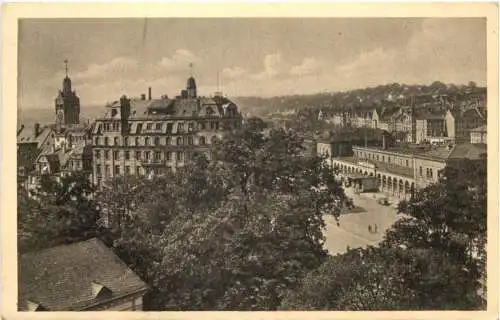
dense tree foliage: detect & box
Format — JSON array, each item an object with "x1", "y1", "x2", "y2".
[
  {"x1": 95, "y1": 121, "x2": 349, "y2": 310},
  {"x1": 18, "y1": 172, "x2": 101, "y2": 253},
  {"x1": 281, "y1": 158, "x2": 487, "y2": 310}
]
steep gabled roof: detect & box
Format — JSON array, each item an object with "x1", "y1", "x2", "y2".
[{"x1": 18, "y1": 238, "x2": 149, "y2": 311}]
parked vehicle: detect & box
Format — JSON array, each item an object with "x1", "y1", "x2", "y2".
[{"x1": 377, "y1": 197, "x2": 390, "y2": 206}]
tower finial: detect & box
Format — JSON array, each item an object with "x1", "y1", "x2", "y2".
[
  {"x1": 189, "y1": 62, "x2": 193, "y2": 77},
  {"x1": 64, "y1": 59, "x2": 69, "y2": 77}
]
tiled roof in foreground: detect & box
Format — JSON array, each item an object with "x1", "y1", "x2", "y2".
[{"x1": 19, "y1": 238, "x2": 148, "y2": 311}]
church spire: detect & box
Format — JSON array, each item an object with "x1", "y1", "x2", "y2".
[
  {"x1": 62, "y1": 59, "x2": 72, "y2": 93},
  {"x1": 64, "y1": 59, "x2": 69, "y2": 77}
]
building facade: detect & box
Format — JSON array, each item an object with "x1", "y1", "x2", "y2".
[
  {"x1": 327, "y1": 142, "x2": 486, "y2": 199},
  {"x1": 445, "y1": 107, "x2": 485, "y2": 143},
  {"x1": 470, "y1": 125, "x2": 487, "y2": 144},
  {"x1": 91, "y1": 76, "x2": 243, "y2": 186}
]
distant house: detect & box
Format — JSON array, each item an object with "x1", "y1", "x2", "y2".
[
  {"x1": 17, "y1": 124, "x2": 56, "y2": 189},
  {"x1": 414, "y1": 107, "x2": 449, "y2": 144},
  {"x1": 470, "y1": 125, "x2": 487, "y2": 144},
  {"x1": 445, "y1": 107, "x2": 485, "y2": 143},
  {"x1": 27, "y1": 140, "x2": 93, "y2": 195},
  {"x1": 18, "y1": 238, "x2": 149, "y2": 311}
]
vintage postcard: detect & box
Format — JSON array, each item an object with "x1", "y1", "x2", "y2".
[{"x1": 2, "y1": 2, "x2": 499, "y2": 320}]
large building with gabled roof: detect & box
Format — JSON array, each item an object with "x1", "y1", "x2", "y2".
[{"x1": 91, "y1": 75, "x2": 243, "y2": 186}]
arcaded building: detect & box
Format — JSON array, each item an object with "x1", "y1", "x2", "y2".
[{"x1": 91, "y1": 76, "x2": 243, "y2": 186}]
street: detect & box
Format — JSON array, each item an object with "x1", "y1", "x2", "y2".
[{"x1": 322, "y1": 187, "x2": 403, "y2": 255}]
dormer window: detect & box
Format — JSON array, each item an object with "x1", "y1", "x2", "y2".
[
  {"x1": 91, "y1": 281, "x2": 112, "y2": 299},
  {"x1": 27, "y1": 300, "x2": 46, "y2": 311}
]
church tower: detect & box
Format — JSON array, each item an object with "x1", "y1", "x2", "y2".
[
  {"x1": 186, "y1": 63, "x2": 197, "y2": 99},
  {"x1": 55, "y1": 60, "x2": 80, "y2": 125}
]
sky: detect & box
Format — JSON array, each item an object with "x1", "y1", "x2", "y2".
[{"x1": 18, "y1": 18, "x2": 486, "y2": 110}]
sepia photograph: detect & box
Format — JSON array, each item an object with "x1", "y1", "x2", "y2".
[{"x1": 2, "y1": 2, "x2": 498, "y2": 318}]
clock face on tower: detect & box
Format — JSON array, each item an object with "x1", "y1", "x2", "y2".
[{"x1": 57, "y1": 110, "x2": 64, "y2": 123}]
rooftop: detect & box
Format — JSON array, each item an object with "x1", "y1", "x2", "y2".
[
  {"x1": 353, "y1": 143, "x2": 487, "y2": 161},
  {"x1": 99, "y1": 95, "x2": 238, "y2": 121},
  {"x1": 17, "y1": 125, "x2": 53, "y2": 145},
  {"x1": 19, "y1": 238, "x2": 148, "y2": 311},
  {"x1": 470, "y1": 125, "x2": 487, "y2": 133}
]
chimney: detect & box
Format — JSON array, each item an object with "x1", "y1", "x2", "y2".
[
  {"x1": 148, "y1": 87, "x2": 152, "y2": 100},
  {"x1": 141, "y1": 93, "x2": 146, "y2": 100},
  {"x1": 34, "y1": 123, "x2": 40, "y2": 137},
  {"x1": 382, "y1": 133, "x2": 387, "y2": 150}
]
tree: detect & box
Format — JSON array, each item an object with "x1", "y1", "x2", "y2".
[
  {"x1": 18, "y1": 172, "x2": 101, "y2": 253},
  {"x1": 281, "y1": 245, "x2": 481, "y2": 310},
  {"x1": 105, "y1": 121, "x2": 349, "y2": 310},
  {"x1": 468, "y1": 81, "x2": 477, "y2": 88}
]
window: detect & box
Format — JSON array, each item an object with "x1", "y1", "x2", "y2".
[
  {"x1": 406, "y1": 160, "x2": 409, "y2": 167},
  {"x1": 166, "y1": 152, "x2": 172, "y2": 161},
  {"x1": 211, "y1": 136, "x2": 217, "y2": 144},
  {"x1": 419, "y1": 166, "x2": 423, "y2": 176},
  {"x1": 125, "y1": 166, "x2": 131, "y2": 175},
  {"x1": 155, "y1": 123, "x2": 162, "y2": 130},
  {"x1": 382, "y1": 156, "x2": 385, "y2": 162},
  {"x1": 176, "y1": 137, "x2": 182, "y2": 145},
  {"x1": 105, "y1": 150, "x2": 110, "y2": 160},
  {"x1": 388, "y1": 157, "x2": 391, "y2": 163},
  {"x1": 166, "y1": 137, "x2": 171, "y2": 145},
  {"x1": 188, "y1": 136, "x2": 193, "y2": 145},
  {"x1": 146, "y1": 123, "x2": 153, "y2": 130},
  {"x1": 135, "y1": 137, "x2": 140, "y2": 146},
  {"x1": 94, "y1": 137, "x2": 99, "y2": 145},
  {"x1": 429, "y1": 169, "x2": 433, "y2": 179},
  {"x1": 178, "y1": 123, "x2": 184, "y2": 133},
  {"x1": 124, "y1": 137, "x2": 129, "y2": 146},
  {"x1": 199, "y1": 122, "x2": 206, "y2": 130},
  {"x1": 114, "y1": 165, "x2": 120, "y2": 175},
  {"x1": 113, "y1": 151, "x2": 119, "y2": 160},
  {"x1": 155, "y1": 151, "x2": 161, "y2": 160},
  {"x1": 145, "y1": 137, "x2": 151, "y2": 146},
  {"x1": 136, "y1": 151, "x2": 142, "y2": 160},
  {"x1": 104, "y1": 137, "x2": 109, "y2": 146},
  {"x1": 199, "y1": 136, "x2": 206, "y2": 145},
  {"x1": 145, "y1": 151, "x2": 151, "y2": 160},
  {"x1": 376, "y1": 155, "x2": 379, "y2": 161},
  {"x1": 114, "y1": 137, "x2": 119, "y2": 146},
  {"x1": 96, "y1": 164, "x2": 102, "y2": 175},
  {"x1": 125, "y1": 151, "x2": 130, "y2": 160},
  {"x1": 176, "y1": 151, "x2": 183, "y2": 161},
  {"x1": 136, "y1": 167, "x2": 141, "y2": 175},
  {"x1": 210, "y1": 122, "x2": 215, "y2": 130},
  {"x1": 154, "y1": 137, "x2": 160, "y2": 146},
  {"x1": 94, "y1": 150, "x2": 100, "y2": 159},
  {"x1": 188, "y1": 122, "x2": 194, "y2": 132},
  {"x1": 167, "y1": 123, "x2": 173, "y2": 133}
]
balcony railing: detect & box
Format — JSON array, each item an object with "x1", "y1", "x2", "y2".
[{"x1": 139, "y1": 158, "x2": 167, "y2": 166}]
